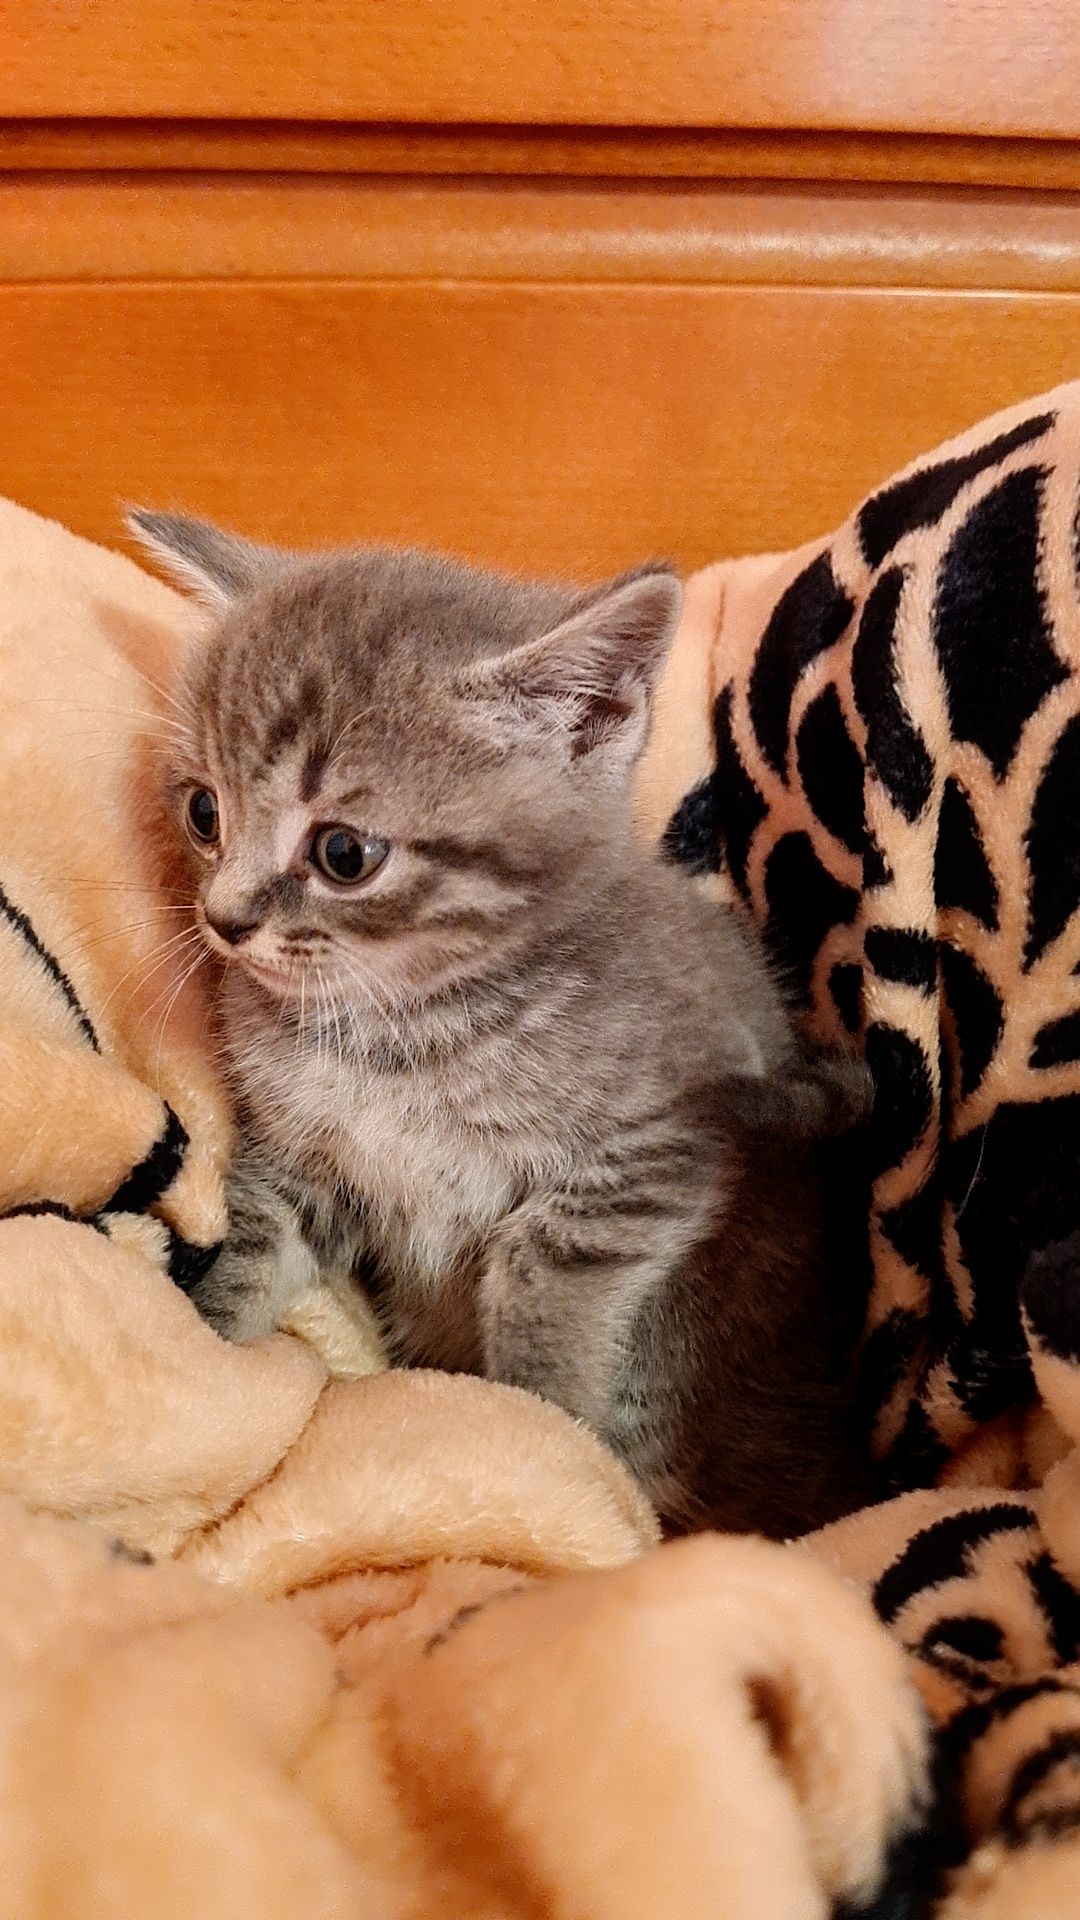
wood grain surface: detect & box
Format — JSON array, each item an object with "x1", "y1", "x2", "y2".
[
  {"x1": 4, "y1": 280, "x2": 1078, "y2": 576},
  {"x1": 4, "y1": 0, "x2": 1078, "y2": 136},
  {"x1": 6, "y1": 122, "x2": 1080, "y2": 191},
  {"x1": 5, "y1": 176, "x2": 1080, "y2": 292},
  {"x1": 2, "y1": 1, "x2": 1078, "y2": 576}
]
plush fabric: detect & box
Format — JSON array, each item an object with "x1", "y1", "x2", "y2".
[
  {"x1": 6, "y1": 381, "x2": 1080, "y2": 1911},
  {"x1": 640, "y1": 379, "x2": 1080, "y2": 1909},
  {"x1": 0, "y1": 498, "x2": 383, "y2": 1377},
  {"x1": 644, "y1": 387, "x2": 1080, "y2": 1496}
]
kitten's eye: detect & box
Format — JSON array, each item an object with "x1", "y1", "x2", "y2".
[
  {"x1": 185, "y1": 786, "x2": 220, "y2": 847},
  {"x1": 311, "y1": 827, "x2": 389, "y2": 885}
]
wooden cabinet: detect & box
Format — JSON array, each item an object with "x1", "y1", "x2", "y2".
[{"x1": 2, "y1": 2, "x2": 1079, "y2": 576}]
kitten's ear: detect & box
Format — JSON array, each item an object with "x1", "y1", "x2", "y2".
[
  {"x1": 461, "y1": 567, "x2": 683, "y2": 772},
  {"x1": 126, "y1": 508, "x2": 283, "y2": 612}
]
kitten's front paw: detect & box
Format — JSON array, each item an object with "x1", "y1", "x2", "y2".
[{"x1": 188, "y1": 1244, "x2": 309, "y2": 1343}]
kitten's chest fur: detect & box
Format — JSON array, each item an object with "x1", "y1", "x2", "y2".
[
  {"x1": 240, "y1": 1002, "x2": 573, "y2": 1314},
  {"x1": 333, "y1": 1066, "x2": 518, "y2": 1283}
]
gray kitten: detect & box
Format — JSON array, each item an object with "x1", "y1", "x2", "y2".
[{"x1": 133, "y1": 510, "x2": 869, "y2": 1536}]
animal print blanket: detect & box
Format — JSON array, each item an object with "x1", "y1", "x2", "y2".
[
  {"x1": 640, "y1": 379, "x2": 1080, "y2": 1907},
  {"x1": 5, "y1": 384, "x2": 1080, "y2": 1915}
]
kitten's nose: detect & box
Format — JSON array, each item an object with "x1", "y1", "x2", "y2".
[{"x1": 205, "y1": 908, "x2": 260, "y2": 947}]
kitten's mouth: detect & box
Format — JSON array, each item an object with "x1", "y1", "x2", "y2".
[
  {"x1": 229, "y1": 951, "x2": 301, "y2": 999},
  {"x1": 247, "y1": 957, "x2": 294, "y2": 986},
  {"x1": 199, "y1": 925, "x2": 294, "y2": 994}
]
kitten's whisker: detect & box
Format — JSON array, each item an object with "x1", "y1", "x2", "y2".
[
  {"x1": 319, "y1": 974, "x2": 333, "y2": 1079},
  {"x1": 127, "y1": 667, "x2": 192, "y2": 722},
  {"x1": 10, "y1": 629, "x2": 193, "y2": 725},
  {"x1": 94, "y1": 925, "x2": 205, "y2": 1025},
  {"x1": 330, "y1": 985, "x2": 346, "y2": 1072},
  {"x1": 66, "y1": 914, "x2": 196, "y2": 958},
  {"x1": 24, "y1": 724, "x2": 193, "y2": 757},
  {"x1": 57, "y1": 878, "x2": 190, "y2": 899},
  {"x1": 12, "y1": 697, "x2": 196, "y2": 737},
  {"x1": 271, "y1": 977, "x2": 291, "y2": 1045},
  {"x1": 321, "y1": 976, "x2": 334, "y2": 1077},
  {"x1": 323, "y1": 985, "x2": 344, "y2": 1116},
  {"x1": 137, "y1": 933, "x2": 210, "y2": 1031},
  {"x1": 297, "y1": 972, "x2": 307, "y2": 1062},
  {"x1": 265, "y1": 970, "x2": 292, "y2": 1047},
  {"x1": 148, "y1": 944, "x2": 209, "y2": 1080},
  {"x1": 312, "y1": 971, "x2": 326, "y2": 1078},
  {"x1": 63, "y1": 747, "x2": 155, "y2": 772}
]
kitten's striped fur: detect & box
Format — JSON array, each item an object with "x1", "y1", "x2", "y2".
[{"x1": 135, "y1": 511, "x2": 868, "y2": 1535}]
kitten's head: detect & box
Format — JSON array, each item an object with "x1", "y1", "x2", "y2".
[{"x1": 131, "y1": 511, "x2": 681, "y2": 1011}]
